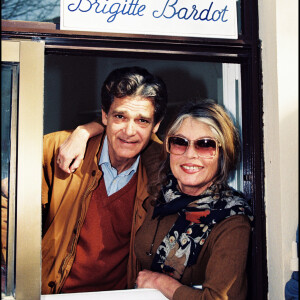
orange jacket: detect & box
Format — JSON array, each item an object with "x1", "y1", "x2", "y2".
[{"x1": 41, "y1": 130, "x2": 162, "y2": 294}]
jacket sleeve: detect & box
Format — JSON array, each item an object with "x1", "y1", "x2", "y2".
[
  {"x1": 42, "y1": 131, "x2": 72, "y2": 217},
  {"x1": 173, "y1": 215, "x2": 251, "y2": 300}
]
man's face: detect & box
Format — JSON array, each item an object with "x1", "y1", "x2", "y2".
[{"x1": 102, "y1": 96, "x2": 161, "y2": 173}]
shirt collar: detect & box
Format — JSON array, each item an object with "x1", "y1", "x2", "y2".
[{"x1": 99, "y1": 136, "x2": 140, "y2": 176}]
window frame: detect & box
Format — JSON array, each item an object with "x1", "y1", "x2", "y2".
[
  {"x1": 1, "y1": 40, "x2": 44, "y2": 300},
  {"x1": 1, "y1": 0, "x2": 267, "y2": 298}
]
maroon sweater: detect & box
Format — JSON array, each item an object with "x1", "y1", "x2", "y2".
[{"x1": 61, "y1": 173, "x2": 137, "y2": 293}]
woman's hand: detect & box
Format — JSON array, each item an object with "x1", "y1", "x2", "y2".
[
  {"x1": 57, "y1": 122, "x2": 103, "y2": 173},
  {"x1": 136, "y1": 270, "x2": 182, "y2": 300}
]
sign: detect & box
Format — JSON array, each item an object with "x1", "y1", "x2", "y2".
[{"x1": 60, "y1": 0, "x2": 238, "y2": 39}]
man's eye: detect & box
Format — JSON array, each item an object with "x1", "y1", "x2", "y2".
[
  {"x1": 139, "y1": 119, "x2": 149, "y2": 124},
  {"x1": 115, "y1": 115, "x2": 124, "y2": 119}
]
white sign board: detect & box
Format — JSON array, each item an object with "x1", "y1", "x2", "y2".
[{"x1": 60, "y1": 0, "x2": 238, "y2": 39}]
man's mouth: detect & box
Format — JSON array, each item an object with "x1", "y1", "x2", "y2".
[{"x1": 119, "y1": 138, "x2": 138, "y2": 144}]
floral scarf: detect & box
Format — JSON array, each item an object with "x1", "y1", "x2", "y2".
[{"x1": 150, "y1": 174, "x2": 253, "y2": 280}]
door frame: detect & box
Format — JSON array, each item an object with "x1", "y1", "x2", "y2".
[
  {"x1": 2, "y1": 40, "x2": 44, "y2": 300},
  {"x1": 1, "y1": 1, "x2": 267, "y2": 296}
]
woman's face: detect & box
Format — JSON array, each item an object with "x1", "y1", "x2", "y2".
[{"x1": 169, "y1": 117, "x2": 219, "y2": 196}]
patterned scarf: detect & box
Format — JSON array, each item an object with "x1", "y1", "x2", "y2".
[{"x1": 150, "y1": 174, "x2": 253, "y2": 280}]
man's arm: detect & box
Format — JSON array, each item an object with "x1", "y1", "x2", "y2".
[{"x1": 57, "y1": 121, "x2": 104, "y2": 173}]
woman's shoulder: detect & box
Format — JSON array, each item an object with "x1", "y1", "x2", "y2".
[
  {"x1": 210, "y1": 215, "x2": 251, "y2": 242},
  {"x1": 220, "y1": 214, "x2": 251, "y2": 226}
]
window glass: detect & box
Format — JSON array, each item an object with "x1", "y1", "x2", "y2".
[
  {"x1": 1, "y1": 0, "x2": 60, "y2": 23},
  {"x1": 1, "y1": 62, "x2": 19, "y2": 298},
  {"x1": 237, "y1": 0, "x2": 242, "y2": 34},
  {"x1": 44, "y1": 55, "x2": 224, "y2": 137},
  {"x1": 44, "y1": 54, "x2": 242, "y2": 191}
]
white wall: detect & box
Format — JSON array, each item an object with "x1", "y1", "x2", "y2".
[{"x1": 259, "y1": 0, "x2": 299, "y2": 299}]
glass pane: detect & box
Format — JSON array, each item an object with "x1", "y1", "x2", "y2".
[
  {"x1": 44, "y1": 54, "x2": 242, "y2": 188},
  {"x1": 221, "y1": 63, "x2": 243, "y2": 190},
  {"x1": 44, "y1": 55, "x2": 223, "y2": 137},
  {"x1": 1, "y1": 62, "x2": 19, "y2": 298},
  {"x1": 237, "y1": 0, "x2": 242, "y2": 35},
  {"x1": 1, "y1": 0, "x2": 60, "y2": 23}
]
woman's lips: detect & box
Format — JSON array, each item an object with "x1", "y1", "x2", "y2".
[{"x1": 180, "y1": 164, "x2": 203, "y2": 173}]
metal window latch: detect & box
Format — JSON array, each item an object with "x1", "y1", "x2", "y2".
[{"x1": 244, "y1": 174, "x2": 253, "y2": 181}]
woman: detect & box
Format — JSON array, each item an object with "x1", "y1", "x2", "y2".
[{"x1": 134, "y1": 100, "x2": 253, "y2": 299}]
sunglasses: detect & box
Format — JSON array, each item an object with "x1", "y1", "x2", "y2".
[{"x1": 166, "y1": 136, "x2": 221, "y2": 158}]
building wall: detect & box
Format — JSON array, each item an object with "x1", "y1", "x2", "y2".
[{"x1": 259, "y1": 0, "x2": 299, "y2": 299}]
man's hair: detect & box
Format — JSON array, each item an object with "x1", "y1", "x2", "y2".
[{"x1": 101, "y1": 66, "x2": 168, "y2": 124}]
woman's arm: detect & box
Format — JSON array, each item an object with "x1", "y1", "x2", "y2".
[
  {"x1": 136, "y1": 269, "x2": 182, "y2": 300},
  {"x1": 57, "y1": 121, "x2": 104, "y2": 173}
]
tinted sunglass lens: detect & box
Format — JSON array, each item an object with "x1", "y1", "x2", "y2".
[
  {"x1": 196, "y1": 139, "x2": 217, "y2": 148},
  {"x1": 195, "y1": 139, "x2": 217, "y2": 157},
  {"x1": 168, "y1": 137, "x2": 218, "y2": 157},
  {"x1": 169, "y1": 137, "x2": 188, "y2": 154}
]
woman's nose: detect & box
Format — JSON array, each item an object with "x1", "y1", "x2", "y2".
[{"x1": 184, "y1": 142, "x2": 198, "y2": 158}]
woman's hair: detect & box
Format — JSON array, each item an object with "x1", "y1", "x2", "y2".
[
  {"x1": 101, "y1": 66, "x2": 168, "y2": 125},
  {"x1": 149, "y1": 99, "x2": 241, "y2": 197}
]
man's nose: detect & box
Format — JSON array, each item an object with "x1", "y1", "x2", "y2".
[{"x1": 124, "y1": 120, "x2": 136, "y2": 136}]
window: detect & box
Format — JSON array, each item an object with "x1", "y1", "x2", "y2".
[
  {"x1": 43, "y1": 55, "x2": 243, "y2": 189},
  {"x1": 1, "y1": 0, "x2": 266, "y2": 298},
  {"x1": 1, "y1": 62, "x2": 18, "y2": 298},
  {"x1": 1, "y1": 0, "x2": 60, "y2": 23}
]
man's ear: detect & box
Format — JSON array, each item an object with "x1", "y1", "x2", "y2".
[
  {"x1": 152, "y1": 121, "x2": 162, "y2": 134},
  {"x1": 101, "y1": 110, "x2": 108, "y2": 126}
]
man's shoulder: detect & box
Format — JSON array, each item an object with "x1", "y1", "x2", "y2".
[
  {"x1": 44, "y1": 130, "x2": 73, "y2": 140},
  {"x1": 140, "y1": 135, "x2": 164, "y2": 180},
  {"x1": 43, "y1": 130, "x2": 73, "y2": 148},
  {"x1": 141, "y1": 135, "x2": 163, "y2": 158}
]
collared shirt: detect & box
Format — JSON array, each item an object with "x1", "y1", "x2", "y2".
[{"x1": 99, "y1": 136, "x2": 140, "y2": 196}]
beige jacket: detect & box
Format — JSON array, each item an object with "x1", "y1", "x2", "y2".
[{"x1": 42, "y1": 130, "x2": 162, "y2": 294}]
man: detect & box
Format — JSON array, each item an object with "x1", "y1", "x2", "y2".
[{"x1": 42, "y1": 66, "x2": 167, "y2": 294}]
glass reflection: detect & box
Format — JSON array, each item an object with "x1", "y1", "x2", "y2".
[
  {"x1": 2, "y1": 0, "x2": 60, "y2": 23},
  {"x1": 1, "y1": 63, "x2": 18, "y2": 298}
]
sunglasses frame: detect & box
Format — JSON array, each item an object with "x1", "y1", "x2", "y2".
[{"x1": 166, "y1": 135, "x2": 221, "y2": 158}]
